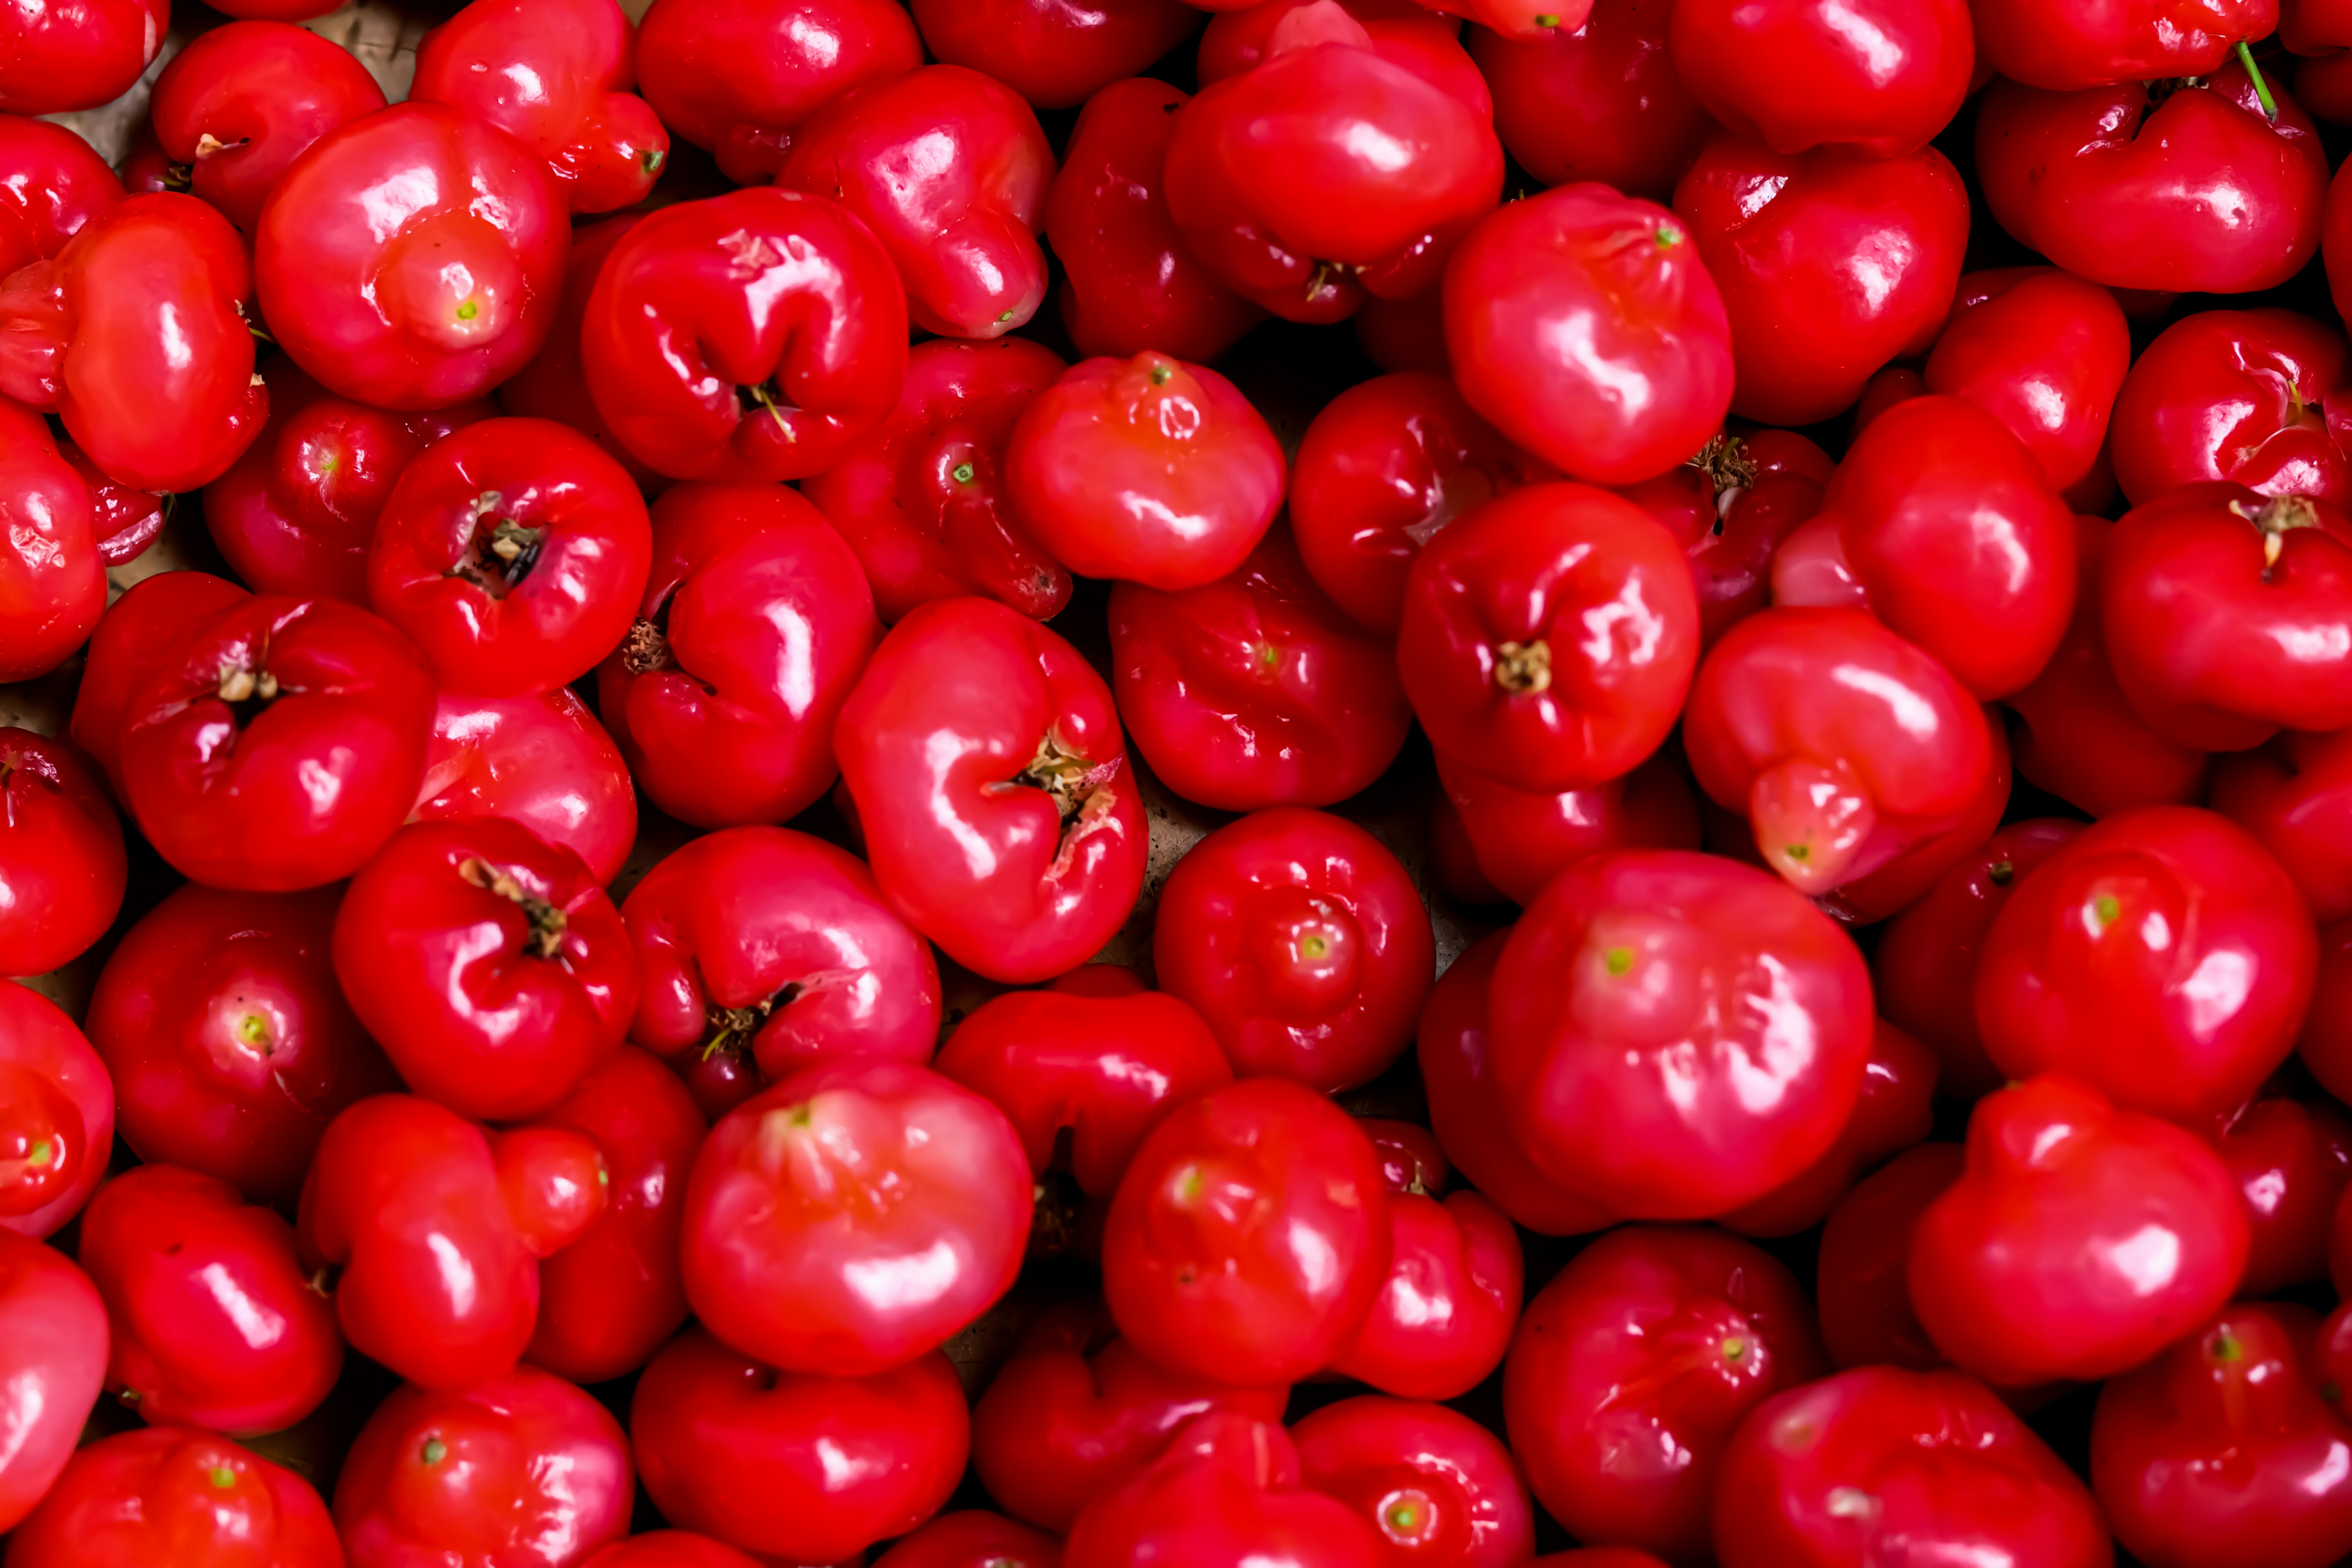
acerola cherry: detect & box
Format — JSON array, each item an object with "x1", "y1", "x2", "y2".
[
  {"x1": 147, "y1": 22, "x2": 387, "y2": 233},
  {"x1": 1469, "y1": 0, "x2": 1712, "y2": 201},
  {"x1": 1971, "y1": 0, "x2": 2272, "y2": 87},
  {"x1": 0, "y1": 984, "x2": 111, "y2": 1241},
  {"x1": 1815, "y1": 1142, "x2": 1964, "y2": 1373},
  {"x1": 1434, "y1": 750, "x2": 1699, "y2": 909},
  {"x1": 1975, "y1": 806, "x2": 2318, "y2": 1124},
  {"x1": 0, "y1": 402, "x2": 100, "y2": 684},
  {"x1": 493, "y1": 214, "x2": 656, "y2": 486},
  {"x1": 1330, "y1": 1176, "x2": 1522, "y2": 1402},
  {"x1": 1719, "y1": 1020, "x2": 1939, "y2": 1238},
  {"x1": 2216, "y1": 1096, "x2": 2352, "y2": 1295},
  {"x1": 1926, "y1": 267, "x2": 2131, "y2": 501},
  {"x1": 4, "y1": 1428, "x2": 339, "y2": 1568},
  {"x1": 414, "y1": 687, "x2": 638, "y2": 887},
  {"x1": 0, "y1": 0, "x2": 162, "y2": 114},
  {"x1": 118, "y1": 594, "x2": 434, "y2": 891},
  {"x1": 2108, "y1": 308, "x2": 2351, "y2": 509},
  {"x1": 1103, "y1": 1077, "x2": 1390, "y2": 1384},
  {"x1": 1618, "y1": 428, "x2": 1835, "y2": 650},
  {"x1": 583, "y1": 1537, "x2": 764, "y2": 1568},
  {"x1": 0, "y1": 1230, "x2": 104, "y2": 1533},
  {"x1": 1063, "y1": 1412, "x2": 1384, "y2": 1568},
  {"x1": 69, "y1": 572, "x2": 248, "y2": 792},
  {"x1": 256, "y1": 102, "x2": 570, "y2": 412},
  {"x1": 1294, "y1": 1397, "x2": 1534, "y2": 1568},
  {"x1": 1504, "y1": 1225, "x2": 1826, "y2": 1565},
  {"x1": 0, "y1": 730, "x2": 123, "y2": 978},
  {"x1": 1667, "y1": 0, "x2": 1969, "y2": 158},
  {"x1": 0, "y1": 115, "x2": 120, "y2": 276},
  {"x1": 1911, "y1": 1074, "x2": 2250, "y2": 1386},
  {"x1": 911, "y1": 0, "x2": 1200, "y2": 109},
  {"x1": 835, "y1": 596, "x2": 1147, "y2": 982},
  {"x1": 875, "y1": 1511, "x2": 1065, "y2": 1568},
  {"x1": 632, "y1": 1328, "x2": 969, "y2": 1564},
  {"x1": 1673, "y1": 134, "x2": 1968, "y2": 426},
  {"x1": 583, "y1": 187, "x2": 909, "y2": 482},
  {"x1": 2216, "y1": 728, "x2": 2352, "y2": 923}
]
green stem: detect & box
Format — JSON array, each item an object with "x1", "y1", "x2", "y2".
[{"x1": 2238, "y1": 40, "x2": 2278, "y2": 121}]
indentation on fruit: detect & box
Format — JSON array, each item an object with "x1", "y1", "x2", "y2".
[
  {"x1": 457, "y1": 855, "x2": 568, "y2": 958},
  {"x1": 1492, "y1": 639, "x2": 1552, "y2": 694},
  {"x1": 1749, "y1": 755, "x2": 1876, "y2": 894}
]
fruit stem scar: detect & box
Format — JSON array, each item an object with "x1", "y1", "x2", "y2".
[
  {"x1": 1493, "y1": 639, "x2": 1552, "y2": 694},
  {"x1": 457, "y1": 856, "x2": 568, "y2": 958},
  {"x1": 2091, "y1": 893, "x2": 2121, "y2": 930},
  {"x1": 1604, "y1": 945, "x2": 1633, "y2": 975},
  {"x1": 951, "y1": 461, "x2": 976, "y2": 484},
  {"x1": 209, "y1": 1464, "x2": 236, "y2": 1489},
  {"x1": 421, "y1": 1438, "x2": 447, "y2": 1465},
  {"x1": 620, "y1": 617, "x2": 673, "y2": 674}
]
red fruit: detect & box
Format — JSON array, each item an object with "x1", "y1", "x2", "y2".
[
  {"x1": 1926, "y1": 267, "x2": 2131, "y2": 499},
  {"x1": 1063, "y1": 1411, "x2": 1384, "y2": 1568},
  {"x1": 411, "y1": 0, "x2": 667, "y2": 215},
  {"x1": 1196, "y1": 0, "x2": 1475, "y2": 86},
  {"x1": 912, "y1": 0, "x2": 1198, "y2": 109},
  {"x1": 682, "y1": 1058, "x2": 1029, "y2": 1375},
  {"x1": 1815, "y1": 1142, "x2": 1963, "y2": 1373},
  {"x1": 0, "y1": 114, "x2": 118, "y2": 277},
  {"x1": 623, "y1": 826, "x2": 941, "y2": 1080},
  {"x1": 1046, "y1": 76, "x2": 1264, "y2": 363},
  {"x1": 632, "y1": 1328, "x2": 969, "y2": 1564},
  {"x1": 1667, "y1": 0, "x2": 1969, "y2": 157},
  {"x1": 1618, "y1": 428, "x2": 1835, "y2": 651},
  {"x1": 493, "y1": 215, "x2": 658, "y2": 486},
  {"x1": 4, "y1": 1428, "x2": 339, "y2": 1568},
  {"x1": 581, "y1": 1535, "x2": 765, "y2": 1568},
  {"x1": 414, "y1": 686, "x2": 638, "y2": 887},
  {"x1": 1711, "y1": 1367, "x2": 2112, "y2": 1568},
  {"x1": 0, "y1": 1230, "x2": 105, "y2": 1532},
  {"x1": 1294, "y1": 1396, "x2": 1534, "y2": 1568},
  {"x1": 1977, "y1": 64, "x2": 2328, "y2": 296},
  {"x1": 1911, "y1": 1074, "x2": 2251, "y2": 1386},
  {"x1": 0, "y1": 984, "x2": 111, "y2": 1240},
  {"x1": 1330, "y1": 1185, "x2": 1522, "y2": 1401},
  {"x1": 78, "y1": 1165, "x2": 341, "y2": 1436},
  {"x1": 0, "y1": 405, "x2": 100, "y2": 683},
  {"x1": 256, "y1": 103, "x2": 569, "y2": 412},
  {"x1": 0, "y1": 730, "x2": 123, "y2": 978},
  {"x1": 0, "y1": 193, "x2": 263, "y2": 491},
  {"x1": 296, "y1": 1094, "x2": 543, "y2": 1391},
  {"x1": 973, "y1": 1304, "x2": 1288, "y2": 1532},
  {"x1": 875, "y1": 1511, "x2": 1064, "y2": 1568},
  {"x1": 2109, "y1": 308, "x2": 2351, "y2": 510},
  {"x1": 835, "y1": 597, "x2": 1147, "y2": 983},
  {"x1": 1718, "y1": 1020, "x2": 1939, "y2": 1238},
  {"x1": 1434, "y1": 749, "x2": 1700, "y2": 909},
  {"x1": 1975, "y1": 806, "x2": 2318, "y2": 1125},
  {"x1": 1813, "y1": 715, "x2": 2014, "y2": 927},
  {"x1": 1972, "y1": 0, "x2": 2272, "y2": 86},
  {"x1": 1102, "y1": 1077, "x2": 1390, "y2": 1384},
  {"x1": 2214, "y1": 729, "x2": 2352, "y2": 926},
  {"x1": 2094, "y1": 1303, "x2": 2352, "y2": 1568},
  {"x1": 1470, "y1": 0, "x2": 1713, "y2": 201},
  {"x1": 582, "y1": 187, "x2": 909, "y2": 482},
  {"x1": 118, "y1": 594, "x2": 435, "y2": 891},
  {"x1": 1673, "y1": 134, "x2": 1968, "y2": 426},
  {"x1": 148, "y1": 22, "x2": 385, "y2": 233},
  {"x1": 2215, "y1": 1096, "x2": 2352, "y2": 1295},
  {"x1": 1504, "y1": 1225, "x2": 1826, "y2": 1565},
  {"x1": 634, "y1": 0, "x2": 923, "y2": 184},
  {"x1": 802, "y1": 336, "x2": 1071, "y2": 623},
  {"x1": 1396, "y1": 483, "x2": 1700, "y2": 793},
  {"x1": 0, "y1": 0, "x2": 162, "y2": 114}
]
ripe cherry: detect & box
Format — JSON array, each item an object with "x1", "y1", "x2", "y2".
[
  {"x1": 910, "y1": 0, "x2": 1200, "y2": 109},
  {"x1": 1815, "y1": 1142, "x2": 1964, "y2": 1374},
  {"x1": 147, "y1": 21, "x2": 386, "y2": 233},
  {"x1": 4, "y1": 1428, "x2": 339, "y2": 1568},
  {"x1": 1666, "y1": 0, "x2": 1970, "y2": 158},
  {"x1": 0, "y1": 1230, "x2": 105, "y2": 1533},
  {"x1": 1293, "y1": 1397, "x2": 1535, "y2": 1568},
  {"x1": 0, "y1": 984, "x2": 111, "y2": 1241},
  {"x1": 1925, "y1": 267, "x2": 2131, "y2": 503},
  {"x1": 1433, "y1": 749, "x2": 1700, "y2": 909},
  {"x1": 2109, "y1": 308, "x2": 2351, "y2": 510},
  {"x1": 0, "y1": 729, "x2": 123, "y2": 978},
  {"x1": 1469, "y1": 0, "x2": 1712, "y2": 201},
  {"x1": 1062, "y1": 1411, "x2": 1384, "y2": 1568},
  {"x1": 414, "y1": 686, "x2": 639, "y2": 887}
]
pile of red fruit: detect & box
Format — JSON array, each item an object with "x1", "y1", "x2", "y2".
[{"x1": 12, "y1": 0, "x2": 2352, "y2": 1561}]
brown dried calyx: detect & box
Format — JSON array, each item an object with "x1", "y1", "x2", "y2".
[
  {"x1": 700, "y1": 982, "x2": 802, "y2": 1058},
  {"x1": 458, "y1": 856, "x2": 568, "y2": 958},
  {"x1": 1493, "y1": 639, "x2": 1553, "y2": 695},
  {"x1": 450, "y1": 492, "x2": 547, "y2": 595},
  {"x1": 620, "y1": 618, "x2": 672, "y2": 674},
  {"x1": 216, "y1": 659, "x2": 282, "y2": 722},
  {"x1": 1019, "y1": 728, "x2": 1109, "y2": 824},
  {"x1": 1686, "y1": 432, "x2": 1759, "y2": 496},
  {"x1": 2232, "y1": 494, "x2": 2324, "y2": 575}
]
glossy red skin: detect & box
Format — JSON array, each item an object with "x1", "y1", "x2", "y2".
[
  {"x1": 256, "y1": 103, "x2": 569, "y2": 413},
  {"x1": 2213, "y1": 728, "x2": 2352, "y2": 923},
  {"x1": 415, "y1": 687, "x2": 637, "y2": 888},
  {"x1": 494, "y1": 215, "x2": 657, "y2": 489},
  {"x1": 0, "y1": 1230, "x2": 103, "y2": 1533},
  {"x1": 0, "y1": 984, "x2": 110, "y2": 1240},
  {"x1": 582, "y1": 186, "x2": 908, "y2": 482},
  {"x1": 1396, "y1": 483, "x2": 1699, "y2": 794},
  {"x1": 120, "y1": 594, "x2": 433, "y2": 891},
  {"x1": 1469, "y1": 0, "x2": 1711, "y2": 201},
  {"x1": 1815, "y1": 715, "x2": 2013, "y2": 927},
  {"x1": 1435, "y1": 748, "x2": 1699, "y2": 909},
  {"x1": 71, "y1": 573, "x2": 247, "y2": 793},
  {"x1": 1911, "y1": 1074, "x2": 2249, "y2": 1386},
  {"x1": 1443, "y1": 185, "x2": 1730, "y2": 487},
  {"x1": 1718, "y1": 1020, "x2": 1938, "y2": 1238},
  {"x1": 203, "y1": 359, "x2": 494, "y2": 602},
  {"x1": 1975, "y1": 0, "x2": 2272, "y2": 89},
  {"x1": 368, "y1": 418, "x2": 652, "y2": 697},
  {"x1": 0, "y1": 193, "x2": 262, "y2": 491},
  {"x1": 1504, "y1": 1225, "x2": 1826, "y2": 1565},
  {"x1": 79, "y1": 1164, "x2": 339, "y2": 1436},
  {"x1": 0, "y1": 730, "x2": 122, "y2": 977},
  {"x1": 633, "y1": 1328, "x2": 967, "y2": 1563},
  {"x1": 913, "y1": 0, "x2": 1195, "y2": 109},
  {"x1": 598, "y1": 486, "x2": 878, "y2": 828},
  {"x1": 1926, "y1": 268, "x2": 2129, "y2": 497},
  {"x1": 1005, "y1": 351, "x2": 1284, "y2": 590},
  {"x1": 1871, "y1": 819, "x2": 2083, "y2": 1100},
  {"x1": 777, "y1": 65, "x2": 1051, "y2": 340},
  {"x1": 1047, "y1": 77, "x2": 1265, "y2": 363},
  {"x1": 2109, "y1": 309, "x2": 2350, "y2": 509},
  {"x1": 1490, "y1": 848, "x2": 1874, "y2": 1218},
  {"x1": 1684, "y1": 608, "x2": 1995, "y2": 897},
  {"x1": 1976, "y1": 807, "x2": 2316, "y2": 1124},
  {"x1": 1979, "y1": 65, "x2": 2327, "y2": 297},
  {"x1": 1111, "y1": 526, "x2": 1412, "y2": 810},
  {"x1": 973, "y1": 1303, "x2": 1289, "y2": 1532},
  {"x1": 876, "y1": 1511, "x2": 1063, "y2": 1568},
  {"x1": 1420, "y1": 0, "x2": 1593, "y2": 34},
  {"x1": 297, "y1": 1094, "x2": 541, "y2": 1391},
  {"x1": 0, "y1": 114, "x2": 121, "y2": 276},
  {"x1": 149, "y1": 22, "x2": 385, "y2": 233},
  {"x1": 635, "y1": 0, "x2": 922, "y2": 183},
  {"x1": 2102, "y1": 483, "x2": 2352, "y2": 747},
  {"x1": 493, "y1": 1126, "x2": 607, "y2": 1259},
  {"x1": 1289, "y1": 372, "x2": 1552, "y2": 636},
  {"x1": 333, "y1": 820, "x2": 635, "y2": 1122},
  {"x1": 1293, "y1": 1396, "x2": 1533, "y2": 1568},
  {"x1": 2301, "y1": 46, "x2": 2352, "y2": 122},
  {"x1": 623, "y1": 826, "x2": 941, "y2": 1080},
  {"x1": 1619, "y1": 431, "x2": 1833, "y2": 651},
  {"x1": 1667, "y1": 0, "x2": 1965, "y2": 157},
  {"x1": 412, "y1": 0, "x2": 664, "y2": 216},
  {"x1": 2093, "y1": 1302, "x2": 2352, "y2": 1568},
  {"x1": 803, "y1": 336, "x2": 1070, "y2": 623},
  {"x1": 1815, "y1": 1142, "x2": 1963, "y2": 1374},
  {"x1": 1198, "y1": 2, "x2": 1480, "y2": 86},
  {"x1": 0, "y1": 400, "x2": 98, "y2": 681},
  {"x1": 1103, "y1": 1077, "x2": 1390, "y2": 1383},
  {"x1": 1673, "y1": 135, "x2": 1967, "y2": 426},
  {"x1": 58, "y1": 436, "x2": 162, "y2": 567},
  {"x1": 1711, "y1": 1367, "x2": 2112, "y2": 1568},
  {"x1": 836, "y1": 597, "x2": 1148, "y2": 982},
  {"x1": 1330, "y1": 1188, "x2": 1521, "y2": 1400},
  {"x1": 1153, "y1": 807, "x2": 1434, "y2": 1091},
  {"x1": 1786, "y1": 397, "x2": 2075, "y2": 701},
  {"x1": 683, "y1": 1057, "x2": 1029, "y2": 1375},
  {"x1": 2215, "y1": 1096, "x2": 2352, "y2": 1294},
  {"x1": 580, "y1": 1535, "x2": 764, "y2": 1568},
  {"x1": 0, "y1": 0, "x2": 161, "y2": 114},
  {"x1": 1417, "y1": 931, "x2": 1616, "y2": 1235},
  {"x1": 935, "y1": 989, "x2": 1232, "y2": 1196},
  {"x1": 334, "y1": 1365, "x2": 629, "y2": 1568},
  {"x1": 1064, "y1": 1410, "x2": 1385, "y2": 1568},
  {"x1": 2008, "y1": 515, "x2": 2214, "y2": 818},
  {"x1": 4, "y1": 1428, "x2": 339, "y2": 1568}
]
